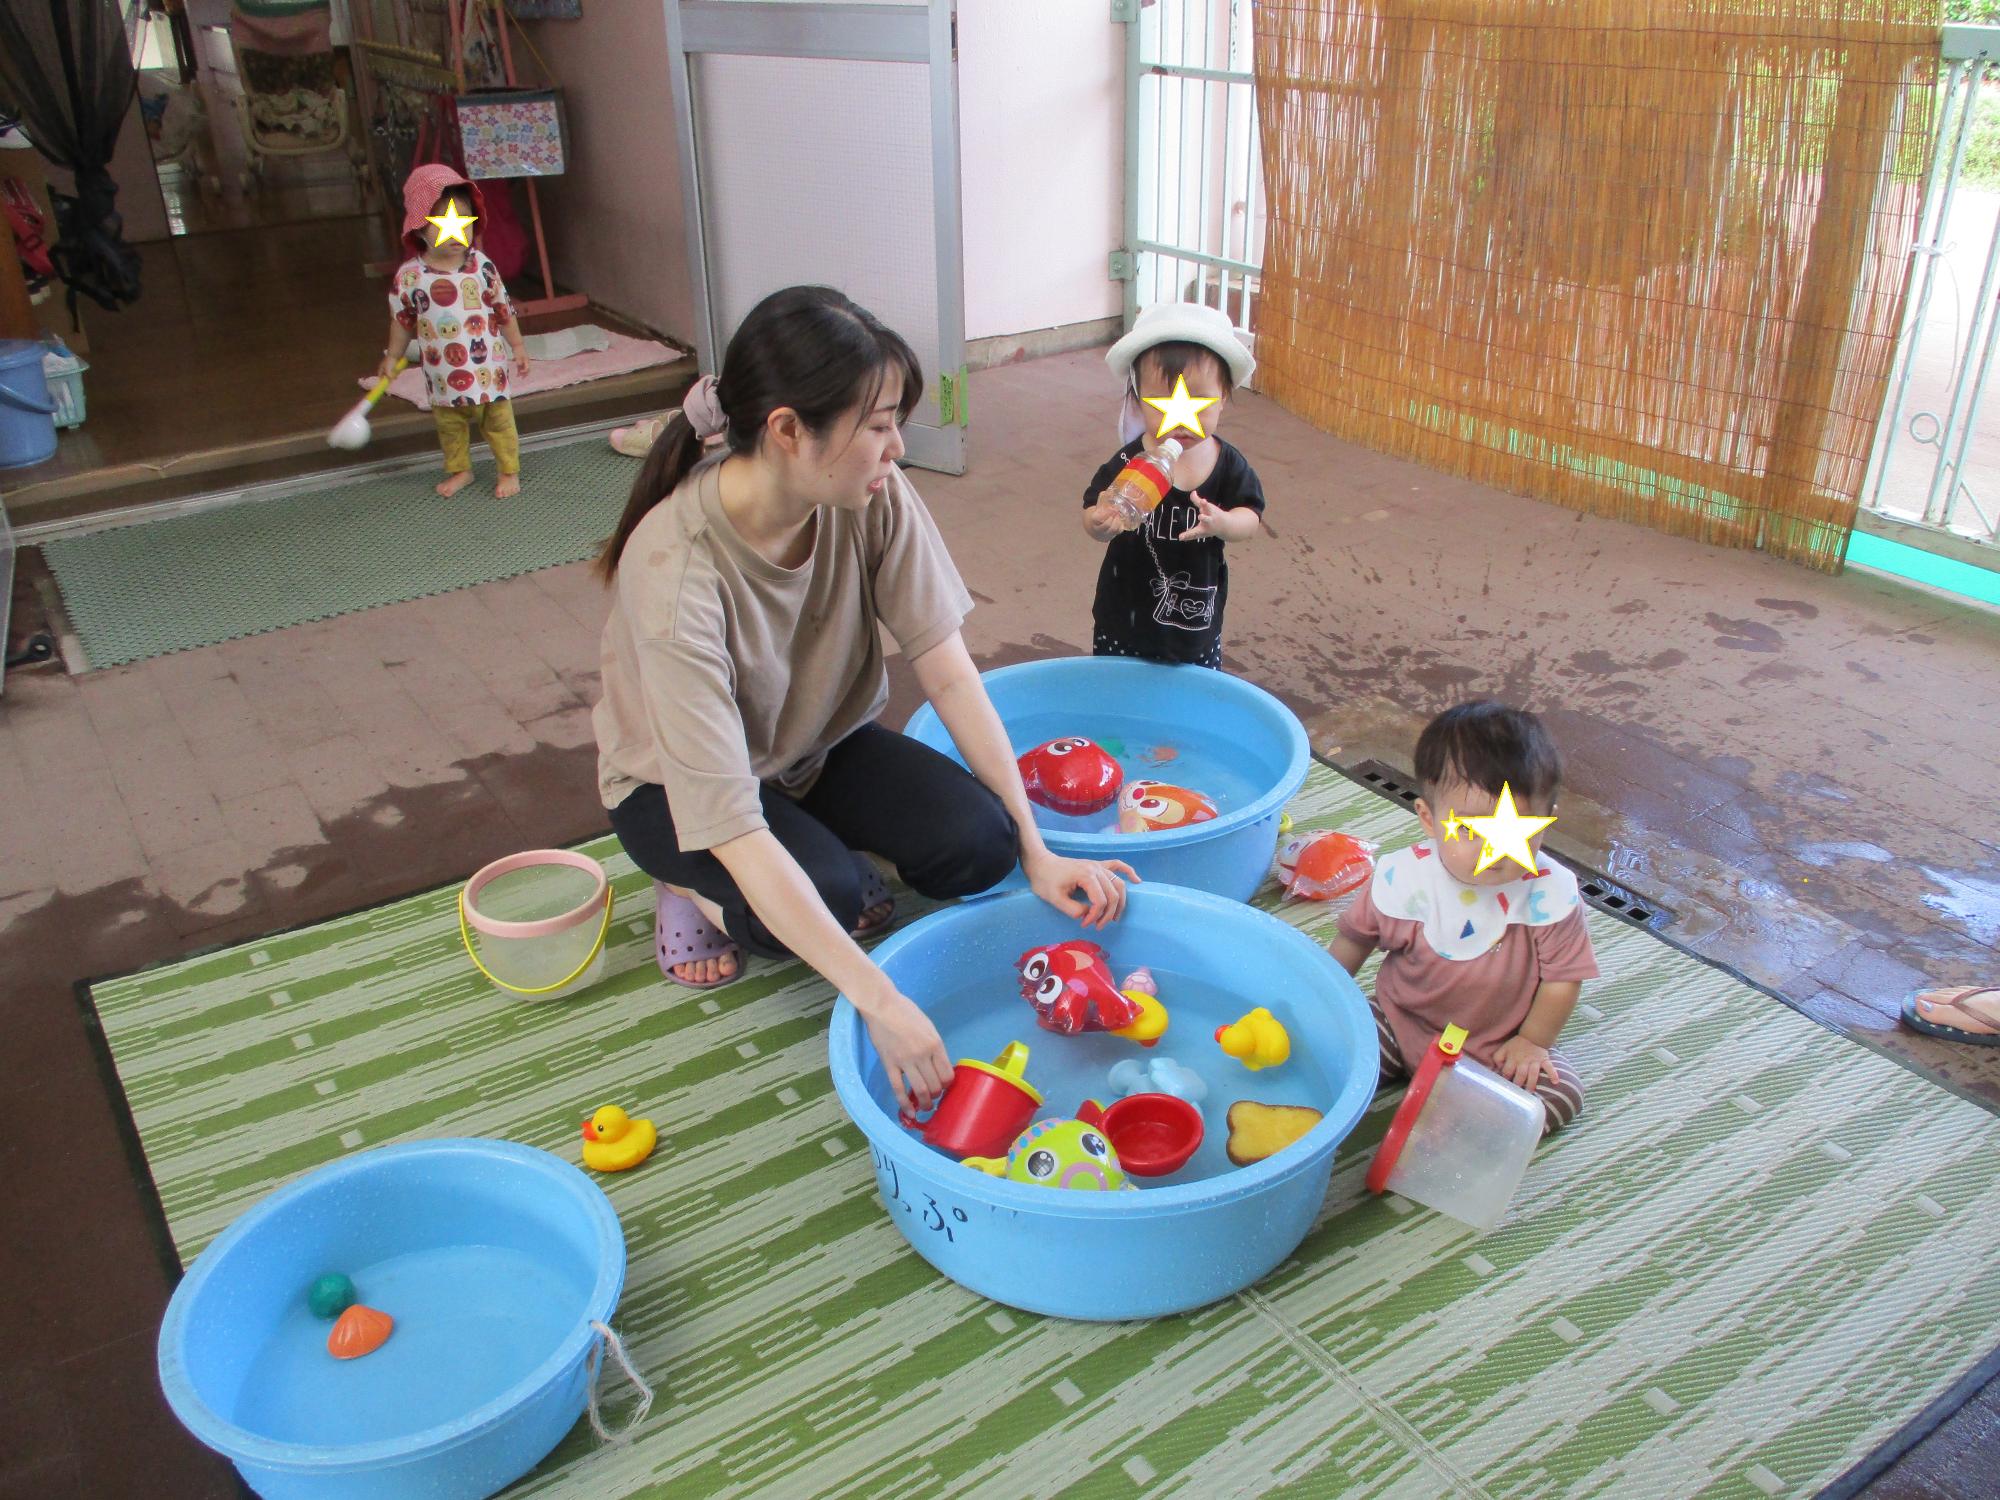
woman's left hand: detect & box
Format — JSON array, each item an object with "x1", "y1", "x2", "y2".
[{"x1": 1025, "y1": 849, "x2": 1138, "y2": 929}]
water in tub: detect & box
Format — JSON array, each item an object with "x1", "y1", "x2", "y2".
[
  {"x1": 1011, "y1": 711, "x2": 1280, "y2": 836},
  {"x1": 231, "y1": 1245, "x2": 594, "y2": 1444},
  {"x1": 876, "y1": 967, "x2": 1341, "y2": 1189}
]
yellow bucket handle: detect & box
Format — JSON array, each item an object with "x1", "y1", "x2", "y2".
[{"x1": 458, "y1": 883, "x2": 613, "y2": 997}]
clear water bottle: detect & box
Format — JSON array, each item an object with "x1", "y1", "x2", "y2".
[{"x1": 1106, "y1": 437, "x2": 1183, "y2": 527}]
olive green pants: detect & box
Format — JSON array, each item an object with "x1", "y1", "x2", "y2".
[{"x1": 433, "y1": 397, "x2": 519, "y2": 475}]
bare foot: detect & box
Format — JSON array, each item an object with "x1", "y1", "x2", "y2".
[
  {"x1": 672, "y1": 950, "x2": 740, "y2": 986},
  {"x1": 851, "y1": 898, "x2": 894, "y2": 937},
  {"x1": 1905, "y1": 985, "x2": 2000, "y2": 1045},
  {"x1": 436, "y1": 471, "x2": 474, "y2": 498},
  {"x1": 495, "y1": 472, "x2": 521, "y2": 498},
  {"x1": 667, "y1": 886, "x2": 739, "y2": 986}
]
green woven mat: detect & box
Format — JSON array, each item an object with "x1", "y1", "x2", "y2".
[
  {"x1": 92, "y1": 763, "x2": 2000, "y2": 1498},
  {"x1": 43, "y1": 438, "x2": 630, "y2": 669}
]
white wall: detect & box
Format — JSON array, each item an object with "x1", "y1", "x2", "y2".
[
  {"x1": 520, "y1": 6, "x2": 696, "y2": 342},
  {"x1": 515, "y1": 2, "x2": 1121, "y2": 350},
  {"x1": 956, "y1": 1, "x2": 1124, "y2": 341}
]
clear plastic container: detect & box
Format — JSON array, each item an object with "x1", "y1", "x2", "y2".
[
  {"x1": 459, "y1": 850, "x2": 611, "y2": 1001},
  {"x1": 1107, "y1": 437, "x2": 1183, "y2": 526},
  {"x1": 1366, "y1": 1024, "x2": 1545, "y2": 1230}
]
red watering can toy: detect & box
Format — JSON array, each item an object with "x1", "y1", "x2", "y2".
[{"x1": 900, "y1": 1042, "x2": 1044, "y2": 1159}]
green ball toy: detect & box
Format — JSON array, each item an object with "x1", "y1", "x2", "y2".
[{"x1": 307, "y1": 1273, "x2": 357, "y2": 1320}]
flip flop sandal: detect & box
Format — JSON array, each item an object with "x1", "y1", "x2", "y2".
[
  {"x1": 1902, "y1": 985, "x2": 2000, "y2": 1047},
  {"x1": 655, "y1": 885, "x2": 741, "y2": 990},
  {"x1": 610, "y1": 415, "x2": 667, "y2": 458},
  {"x1": 851, "y1": 855, "x2": 895, "y2": 938}
]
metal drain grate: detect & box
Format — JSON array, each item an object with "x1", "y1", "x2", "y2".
[
  {"x1": 1346, "y1": 759, "x2": 1676, "y2": 932},
  {"x1": 1351, "y1": 760, "x2": 1422, "y2": 810}
]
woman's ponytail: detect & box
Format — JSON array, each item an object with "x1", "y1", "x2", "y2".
[{"x1": 596, "y1": 411, "x2": 705, "y2": 582}]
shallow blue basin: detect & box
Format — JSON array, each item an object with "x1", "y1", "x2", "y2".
[
  {"x1": 830, "y1": 884, "x2": 1378, "y2": 1319},
  {"x1": 901, "y1": 657, "x2": 1311, "y2": 904},
  {"x1": 158, "y1": 1139, "x2": 626, "y2": 1500}
]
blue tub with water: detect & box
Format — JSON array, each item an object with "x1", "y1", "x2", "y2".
[
  {"x1": 902, "y1": 657, "x2": 1310, "y2": 904},
  {"x1": 158, "y1": 1139, "x2": 628, "y2": 1500},
  {"x1": 830, "y1": 884, "x2": 1378, "y2": 1319}
]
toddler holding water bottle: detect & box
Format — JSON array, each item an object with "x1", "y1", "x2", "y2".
[
  {"x1": 1328, "y1": 701, "x2": 1597, "y2": 1134},
  {"x1": 1082, "y1": 303, "x2": 1266, "y2": 669}
]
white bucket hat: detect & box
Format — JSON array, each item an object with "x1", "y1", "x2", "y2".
[{"x1": 1106, "y1": 301, "x2": 1255, "y2": 389}]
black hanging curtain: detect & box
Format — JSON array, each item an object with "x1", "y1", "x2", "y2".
[{"x1": 0, "y1": 0, "x2": 144, "y2": 318}]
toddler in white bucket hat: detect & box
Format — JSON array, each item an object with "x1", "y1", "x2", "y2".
[
  {"x1": 1106, "y1": 301, "x2": 1256, "y2": 442},
  {"x1": 1083, "y1": 303, "x2": 1268, "y2": 669}
]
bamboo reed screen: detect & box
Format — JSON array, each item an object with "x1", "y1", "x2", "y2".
[{"x1": 1251, "y1": 1, "x2": 1941, "y2": 570}]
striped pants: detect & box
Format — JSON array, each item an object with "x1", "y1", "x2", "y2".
[{"x1": 1366, "y1": 994, "x2": 1584, "y2": 1135}]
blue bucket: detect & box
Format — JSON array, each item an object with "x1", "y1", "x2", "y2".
[
  {"x1": 158, "y1": 1139, "x2": 629, "y2": 1500},
  {"x1": 0, "y1": 339, "x2": 58, "y2": 471},
  {"x1": 830, "y1": 884, "x2": 1379, "y2": 1319},
  {"x1": 902, "y1": 657, "x2": 1310, "y2": 904}
]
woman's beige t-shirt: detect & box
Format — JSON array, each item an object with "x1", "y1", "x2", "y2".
[{"x1": 592, "y1": 456, "x2": 973, "y2": 851}]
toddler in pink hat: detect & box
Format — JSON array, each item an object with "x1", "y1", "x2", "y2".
[{"x1": 379, "y1": 164, "x2": 532, "y2": 497}]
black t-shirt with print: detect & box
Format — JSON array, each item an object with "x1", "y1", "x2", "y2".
[{"x1": 1082, "y1": 437, "x2": 1266, "y2": 664}]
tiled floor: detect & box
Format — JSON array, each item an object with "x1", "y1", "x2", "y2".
[{"x1": 1, "y1": 349, "x2": 1995, "y2": 1497}]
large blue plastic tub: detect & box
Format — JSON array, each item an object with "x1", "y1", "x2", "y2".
[
  {"x1": 902, "y1": 657, "x2": 1310, "y2": 904},
  {"x1": 158, "y1": 1139, "x2": 627, "y2": 1500},
  {"x1": 830, "y1": 885, "x2": 1378, "y2": 1319}
]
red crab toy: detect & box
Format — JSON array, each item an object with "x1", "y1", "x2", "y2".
[{"x1": 1015, "y1": 940, "x2": 1145, "y2": 1036}]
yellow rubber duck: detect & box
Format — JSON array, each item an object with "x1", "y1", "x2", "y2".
[
  {"x1": 581, "y1": 1105, "x2": 657, "y2": 1173},
  {"x1": 1110, "y1": 990, "x2": 1170, "y2": 1047},
  {"x1": 1215, "y1": 1007, "x2": 1291, "y2": 1071},
  {"x1": 1108, "y1": 967, "x2": 1170, "y2": 1048}
]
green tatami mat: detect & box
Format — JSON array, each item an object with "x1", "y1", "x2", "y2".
[
  {"x1": 91, "y1": 762, "x2": 2000, "y2": 1499},
  {"x1": 42, "y1": 436, "x2": 631, "y2": 669}
]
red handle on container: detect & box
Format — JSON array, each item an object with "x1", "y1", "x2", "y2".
[{"x1": 1365, "y1": 1026, "x2": 1465, "y2": 1195}]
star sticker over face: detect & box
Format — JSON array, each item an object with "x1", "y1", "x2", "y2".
[
  {"x1": 1450, "y1": 783, "x2": 1557, "y2": 876},
  {"x1": 426, "y1": 201, "x2": 478, "y2": 248},
  {"x1": 1141, "y1": 374, "x2": 1219, "y2": 440}
]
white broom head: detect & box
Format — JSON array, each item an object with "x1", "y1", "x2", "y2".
[{"x1": 327, "y1": 400, "x2": 374, "y2": 451}]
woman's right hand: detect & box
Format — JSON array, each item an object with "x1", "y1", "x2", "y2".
[{"x1": 863, "y1": 985, "x2": 952, "y2": 1114}]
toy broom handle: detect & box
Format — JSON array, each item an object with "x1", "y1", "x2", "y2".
[{"x1": 364, "y1": 356, "x2": 410, "y2": 407}]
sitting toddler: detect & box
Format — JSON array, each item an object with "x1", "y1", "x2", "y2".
[{"x1": 1329, "y1": 701, "x2": 1596, "y2": 1133}]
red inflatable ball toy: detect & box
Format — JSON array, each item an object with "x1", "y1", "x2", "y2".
[
  {"x1": 1275, "y1": 830, "x2": 1377, "y2": 901},
  {"x1": 1017, "y1": 737, "x2": 1123, "y2": 816}
]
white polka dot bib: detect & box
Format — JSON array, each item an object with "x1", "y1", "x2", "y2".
[{"x1": 1371, "y1": 838, "x2": 1582, "y2": 962}]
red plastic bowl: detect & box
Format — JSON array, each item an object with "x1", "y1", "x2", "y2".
[{"x1": 1091, "y1": 1093, "x2": 1204, "y2": 1177}]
